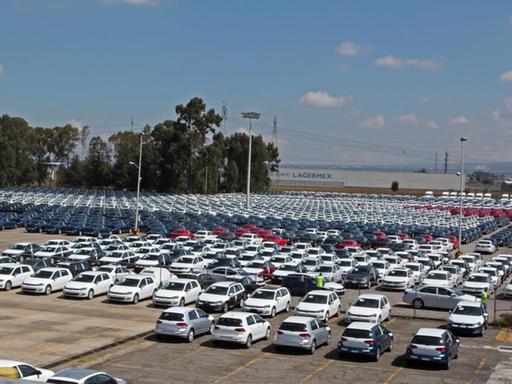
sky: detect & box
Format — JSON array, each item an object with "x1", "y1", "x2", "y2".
[{"x1": 1, "y1": 0, "x2": 512, "y2": 169}]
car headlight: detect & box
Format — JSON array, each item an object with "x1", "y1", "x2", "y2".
[
  {"x1": 213, "y1": 301, "x2": 224, "y2": 305},
  {"x1": 79, "y1": 288, "x2": 87, "y2": 291},
  {"x1": 36, "y1": 283, "x2": 44, "y2": 286},
  {"x1": 370, "y1": 313, "x2": 378, "y2": 317}
]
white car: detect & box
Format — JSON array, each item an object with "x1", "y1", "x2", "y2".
[
  {"x1": 295, "y1": 290, "x2": 341, "y2": 321},
  {"x1": 243, "y1": 245, "x2": 262, "y2": 256},
  {"x1": 383, "y1": 255, "x2": 403, "y2": 269},
  {"x1": 474, "y1": 240, "x2": 496, "y2": 254},
  {"x1": 301, "y1": 257, "x2": 322, "y2": 272},
  {"x1": 138, "y1": 267, "x2": 174, "y2": 288},
  {"x1": 242, "y1": 287, "x2": 291, "y2": 317},
  {"x1": 0, "y1": 359, "x2": 54, "y2": 382},
  {"x1": 440, "y1": 265, "x2": 464, "y2": 286},
  {"x1": 379, "y1": 268, "x2": 415, "y2": 290},
  {"x1": 436, "y1": 238, "x2": 454, "y2": 251},
  {"x1": 371, "y1": 260, "x2": 391, "y2": 278},
  {"x1": 425, "y1": 254, "x2": 444, "y2": 269},
  {"x1": 239, "y1": 233, "x2": 263, "y2": 245},
  {"x1": 479, "y1": 267, "x2": 500, "y2": 289},
  {"x1": 346, "y1": 294, "x2": 391, "y2": 324},
  {"x1": 108, "y1": 275, "x2": 157, "y2": 304},
  {"x1": 63, "y1": 271, "x2": 113, "y2": 299},
  {"x1": 134, "y1": 246, "x2": 161, "y2": 260},
  {"x1": 21, "y1": 268, "x2": 73, "y2": 295},
  {"x1": 462, "y1": 273, "x2": 492, "y2": 295},
  {"x1": 169, "y1": 256, "x2": 208, "y2": 274},
  {"x1": 99, "y1": 250, "x2": 137, "y2": 265},
  {"x1": 213, "y1": 311, "x2": 271, "y2": 348},
  {"x1": 2, "y1": 243, "x2": 38, "y2": 261},
  {"x1": 269, "y1": 255, "x2": 293, "y2": 268},
  {"x1": 152, "y1": 278, "x2": 202, "y2": 307},
  {"x1": 404, "y1": 262, "x2": 426, "y2": 283},
  {"x1": 505, "y1": 283, "x2": 512, "y2": 299},
  {"x1": 0, "y1": 264, "x2": 34, "y2": 291},
  {"x1": 310, "y1": 263, "x2": 343, "y2": 283},
  {"x1": 423, "y1": 270, "x2": 454, "y2": 288},
  {"x1": 47, "y1": 369, "x2": 126, "y2": 384},
  {"x1": 193, "y1": 230, "x2": 216, "y2": 241},
  {"x1": 238, "y1": 253, "x2": 264, "y2": 267},
  {"x1": 96, "y1": 264, "x2": 133, "y2": 283},
  {"x1": 448, "y1": 301, "x2": 488, "y2": 336}
]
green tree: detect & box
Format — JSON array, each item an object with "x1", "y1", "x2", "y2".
[
  {"x1": 84, "y1": 136, "x2": 112, "y2": 187},
  {"x1": 391, "y1": 180, "x2": 399, "y2": 192},
  {"x1": 59, "y1": 155, "x2": 85, "y2": 187}
]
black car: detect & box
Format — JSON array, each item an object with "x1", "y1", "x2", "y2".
[
  {"x1": 196, "y1": 281, "x2": 246, "y2": 313},
  {"x1": 24, "y1": 257, "x2": 54, "y2": 272},
  {"x1": 282, "y1": 273, "x2": 316, "y2": 296},
  {"x1": 56, "y1": 261, "x2": 92, "y2": 277},
  {"x1": 207, "y1": 258, "x2": 242, "y2": 270},
  {"x1": 344, "y1": 264, "x2": 379, "y2": 288}
]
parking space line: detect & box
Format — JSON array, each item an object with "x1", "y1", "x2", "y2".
[
  {"x1": 382, "y1": 367, "x2": 403, "y2": 384},
  {"x1": 171, "y1": 347, "x2": 206, "y2": 364},
  {"x1": 211, "y1": 355, "x2": 264, "y2": 384},
  {"x1": 300, "y1": 360, "x2": 334, "y2": 383},
  {"x1": 475, "y1": 357, "x2": 487, "y2": 373},
  {"x1": 495, "y1": 329, "x2": 510, "y2": 342},
  {"x1": 110, "y1": 362, "x2": 141, "y2": 370},
  {"x1": 33, "y1": 343, "x2": 64, "y2": 355}
]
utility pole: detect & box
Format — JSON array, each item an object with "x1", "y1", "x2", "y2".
[
  {"x1": 241, "y1": 112, "x2": 261, "y2": 210},
  {"x1": 444, "y1": 152, "x2": 449, "y2": 174},
  {"x1": 434, "y1": 151, "x2": 438, "y2": 173},
  {"x1": 222, "y1": 102, "x2": 228, "y2": 135},
  {"x1": 272, "y1": 115, "x2": 279, "y2": 191},
  {"x1": 131, "y1": 116, "x2": 134, "y2": 132}
]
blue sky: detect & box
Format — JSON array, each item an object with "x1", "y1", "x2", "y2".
[{"x1": 1, "y1": 0, "x2": 512, "y2": 167}]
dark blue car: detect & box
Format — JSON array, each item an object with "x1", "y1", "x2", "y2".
[
  {"x1": 337, "y1": 322, "x2": 393, "y2": 361},
  {"x1": 406, "y1": 328, "x2": 459, "y2": 369}
]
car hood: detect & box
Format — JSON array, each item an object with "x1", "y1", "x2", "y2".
[
  {"x1": 348, "y1": 306, "x2": 379, "y2": 316},
  {"x1": 109, "y1": 286, "x2": 138, "y2": 294},
  {"x1": 198, "y1": 293, "x2": 227, "y2": 302},
  {"x1": 423, "y1": 279, "x2": 448, "y2": 286},
  {"x1": 463, "y1": 282, "x2": 488, "y2": 288},
  {"x1": 296, "y1": 302, "x2": 328, "y2": 311},
  {"x1": 136, "y1": 260, "x2": 158, "y2": 266},
  {"x1": 23, "y1": 277, "x2": 51, "y2": 285},
  {"x1": 154, "y1": 289, "x2": 182, "y2": 298},
  {"x1": 242, "y1": 267, "x2": 263, "y2": 274},
  {"x1": 3, "y1": 250, "x2": 22, "y2": 255},
  {"x1": 101, "y1": 256, "x2": 122, "y2": 262},
  {"x1": 34, "y1": 251, "x2": 55, "y2": 257},
  {"x1": 449, "y1": 313, "x2": 484, "y2": 325},
  {"x1": 383, "y1": 276, "x2": 407, "y2": 282},
  {"x1": 170, "y1": 263, "x2": 193, "y2": 268},
  {"x1": 245, "y1": 298, "x2": 275, "y2": 307},
  {"x1": 65, "y1": 281, "x2": 95, "y2": 289},
  {"x1": 68, "y1": 255, "x2": 90, "y2": 261}
]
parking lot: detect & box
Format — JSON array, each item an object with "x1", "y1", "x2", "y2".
[{"x1": 0, "y1": 226, "x2": 511, "y2": 383}]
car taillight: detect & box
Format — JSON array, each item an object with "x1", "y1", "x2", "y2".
[
  {"x1": 176, "y1": 322, "x2": 188, "y2": 327},
  {"x1": 299, "y1": 333, "x2": 311, "y2": 338},
  {"x1": 340, "y1": 337, "x2": 347, "y2": 342},
  {"x1": 364, "y1": 339, "x2": 376, "y2": 345},
  {"x1": 214, "y1": 325, "x2": 219, "y2": 330},
  {"x1": 436, "y1": 347, "x2": 447, "y2": 353},
  {"x1": 277, "y1": 330, "x2": 283, "y2": 335},
  {"x1": 408, "y1": 344, "x2": 417, "y2": 349},
  {"x1": 156, "y1": 320, "x2": 162, "y2": 324},
  {"x1": 235, "y1": 328, "x2": 246, "y2": 333}
]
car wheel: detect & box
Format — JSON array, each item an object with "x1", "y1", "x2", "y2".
[
  {"x1": 308, "y1": 340, "x2": 316, "y2": 355},
  {"x1": 265, "y1": 327, "x2": 271, "y2": 340},
  {"x1": 373, "y1": 347, "x2": 381, "y2": 361},
  {"x1": 133, "y1": 294, "x2": 139, "y2": 304},
  {"x1": 270, "y1": 307, "x2": 276, "y2": 318},
  {"x1": 324, "y1": 312, "x2": 329, "y2": 322},
  {"x1": 45, "y1": 285, "x2": 52, "y2": 295},
  {"x1": 18, "y1": 255, "x2": 24, "y2": 263},
  {"x1": 388, "y1": 339, "x2": 393, "y2": 352},
  {"x1": 179, "y1": 298, "x2": 185, "y2": 307},
  {"x1": 87, "y1": 289, "x2": 94, "y2": 300},
  {"x1": 444, "y1": 356, "x2": 451, "y2": 370},
  {"x1": 209, "y1": 322, "x2": 215, "y2": 334},
  {"x1": 336, "y1": 306, "x2": 342, "y2": 317},
  {"x1": 245, "y1": 335, "x2": 252, "y2": 349},
  {"x1": 4, "y1": 281, "x2": 11, "y2": 291},
  {"x1": 223, "y1": 303, "x2": 229, "y2": 313},
  {"x1": 412, "y1": 299, "x2": 424, "y2": 309},
  {"x1": 285, "y1": 302, "x2": 290, "y2": 312},
  {"x1": 187, "y1": 329, "x2": 195, "y2": 343},
  {"x1": 326, "y1": 332, "x2": 331, "y2": 346}
]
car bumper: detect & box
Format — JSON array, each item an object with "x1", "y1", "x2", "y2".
[
  {"x1": 346, "y1": 314, "x2": 379, "y2": 323},
  {"x1": 108, "y1": 294, "x2": 134, "y2": 302},
  {"x1": 243, "y1": 306, "x2": 272, "y2": 315},
  {"x1": 344, "y1": 280, "x2": 369, "y2": 287},
  {"x1": 152, "y1": 297, "x2": 181, "y2": 306},
  {"x1": 295, "y1": 310, "x2": 324, "y2": 319},
  {"x1": 462, "y1": 287, "x2": 487, "y2": 294},
  {"x1": 448, "y1": 323, "x2": 484, "y2": 334},
  {"x1": 213, "y1": 333, "x2": 247, "y2": 344},
  {"x1": 406, "y1": 352, "x2": 449, "y2": 364},
  {"x1": 21, "y1": 285, "x2": 46, "y2": 293},
  {"x1": 337, "y1": 343, "x2": 377, "y2": 355},
  {"x1": 197, "y1": 302, "x2": 225, "y2": 312},
  {"x1": 274, "y1": 338, "x2": 312, "y2": 349},
  {"x1": 380, "y1": 282, "x2": 407, "y2": 290},
  {"x1": 155, "y1": 326, "x2": 190, "y2": 338},
  {"x1": 63, "y1": 289, "x2": 89, "y2": 298}
]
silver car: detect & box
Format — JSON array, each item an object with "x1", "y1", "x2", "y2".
[
  {"x1": 274, "y1": 316, "x2": 331, "y2": 354},
  {"x1": 403, "y1": 285, "x2": 477, "y2": 310},
  {"x1": 155, "y1": 307, "x2": 215, "y2": 342}
]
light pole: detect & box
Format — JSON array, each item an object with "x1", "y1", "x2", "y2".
[
  {"x1": 241, "y1": 112, "x2": 261, "y2": 209},
  {"x1": 458, "y1": 137, "x2": 468, "y2": 252},
  {"x1": 129, "y1": 133, "x2": 143, "y2": 234}
]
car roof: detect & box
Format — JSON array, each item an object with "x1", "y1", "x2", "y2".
[
  {"x1": 0, "y1": 263, "x2": 19, "y2": 268},
  {"x1": 306, "y1": 290, "x2": 332, "y2": 296},
  {"x1": 38, "y1": 267, "x2": 64, "y2": 272},
  {"x1": 0, "y1": 359, "x2": 24, "y2": 366},
  {"x1": 455, "y1": 300, "x2": 481, "y2": 307},
  {"x1": 220, "y1": 311, "x2": 253, "y2": 319},
  {"x1": 163, "y1": 306, "x2": 195, "y2": 314},
  {"x1": 357, "y1": 294, "x2": 386, "y2": 300},
  {"x1": 166, "y1": 278, "x2": 197, "y2": 284},
  {"x1": 212, "y1": 281, "x2": 238, "y2": 287},
  {"x1": 346, "y1": 322, "x2": 376, "y2": 331},
  {"x1": 415, "y1": 328, "x2": 446, "y2": 337},
  {"x1": 53, "y1": 368, "x2": 101, "y2": 380},
  {"x1": 79, "y1": 271, "x2": 105, "y2": 276},
  {"x1": 281, "y1": 316, "x2": 315, "y2": 324}
]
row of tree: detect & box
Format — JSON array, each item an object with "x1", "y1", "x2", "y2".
[{"x1": 0, "y1": 98, "x2": 280, "y2": 193}]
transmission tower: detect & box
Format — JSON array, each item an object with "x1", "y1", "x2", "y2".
[
  {"x1": 222, "y1": 101, "x2": 227, "y2": 135},
  {"x1": 272, "y1": 115, "x2": 279, "y2": 191},
  {"x1": 444, "y1": 152, "x2": 449, "y2": 174}
]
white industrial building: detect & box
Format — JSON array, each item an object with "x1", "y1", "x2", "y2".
[{"x1": 271, "y1": 167, "x2": 460, "y2": 190}]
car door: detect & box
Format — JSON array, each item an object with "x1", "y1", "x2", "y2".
[
  {"x1": 195, "y1": 309, "x2": 210, "y2": 334},
  {"x1": 98, "y1": 273, "x2": 110, "y2": 293},
  {"x1": 310, "y1": 319, "x2": 324, "y2": 344},
  {"x1": 437, "y1": 287, "x2": 455, "y2": 309},
  {"x1": 418, "y1": 286, "x2": 437, "y2": 307},
  {"x1": 188, "y1": 309, "x2": 202, "y2": 333},
  {"x1": 381, "y1": 297, "x2": 390, "y2": 319},
  {"x1": 17, "y1": 364, "x2": 42, "y2": 380},
  {"x1": 275, "y1": 289, "x2": 285, "y2": 312},
  {"x1": 12, "y1": 266, "x2": 23, "y2": 286},
  {"x1": 328, "y1": 293, "x2": 337, "y2": 316},
  {"x1": 252, "y1": 314, "x2": 267, "y2": 340},
  {"x1": 227, "y1": 286, "x2": 236, "y2": 308},
  {"x1": 184, "y1": 282, "x2": 194, "y2": 303},
  {"x1": 377, "y1": 325, "x2": 391, "y2": 350}
]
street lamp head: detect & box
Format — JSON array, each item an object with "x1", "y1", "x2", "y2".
[
  {"x1": 128, "y1": 161, "x2": 138, "y2": 169},
  {"x1": 241, "y1": 112, "x2": 261, "y2": 120},
  {"x1": 460, "y1": 137, "x2": 468, "y2": 142}
]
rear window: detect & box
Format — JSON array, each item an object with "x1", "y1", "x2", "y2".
[
  {"x1": 47, "y1": 380, "x2": 76, "y2": 384},
  {"x1": 159, "y1": 312, "x2": 185, "y2": 321},
  {"x1": 216, "y1": 317, "x2": 243, "y2": 327},
  {"x1": 279, "y1": 322, "x2": 307, "y2": 332},
  {"x1": 411, "y1": 335, "x2": 443, "y2": 345},
  {"x1": 343, "y1": 328, "x2": 372, "y2": 338}
]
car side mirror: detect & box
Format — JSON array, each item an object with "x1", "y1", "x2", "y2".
[
  {"x1": 455, "y1": 338, "x2": 460, "y2": 345},
  {"x1": 388, "y1": 332, "x2": 393, "y2": 337}
]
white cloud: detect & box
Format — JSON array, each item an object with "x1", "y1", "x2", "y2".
[
  {"x1": 397, "y1": 113, "x2": 418, "y2": 124},
  {"x1": 299, "y1": 91, "x2": 353, "y2": 108},
  {"x1": 68, "y1": 119, "x2": 83, "y2": 129},
  {"x1": 99, "y1": 0, "x2": 159, "y2": 6},
  {"x1": 450, "y1": 116, "x2": 468, "y2": 125},
  {"x1": 336, "y1": 41, "x2": 361, "y2": 56},
  {"x1": 359, "y1": 115, "x2": 386, "y2": 128},
  {"x1": 0, "y1": 65, "x2": 4, "y2": 80},
  {"x1": 491, "y1": 97, "x2": 512, "y2": 120},
  {"x1": 374, "y1": 55, "x2": 441, "y2": 70},
  {"x1": 419, "y1": 96, "x2": 430, "y2": 104},
  {"x1": 499, "y1": 70, "x2": 512, "y2": 82},
  {"x1": 425, "y1": 120, "x2": 439, "y2": 129}
]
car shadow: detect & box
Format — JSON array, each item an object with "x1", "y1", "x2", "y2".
[
  {"x1": 261, "y1": 344, "x2": 309, "y2": 356},
  {"x1": 199, "y1": 339, "x2": 247, "y2": 350},
  {"x1": 391, "y1": 354, "x2": 445, "y2": 371},
  {"x1": 323, "y1": 349, "x2": 372, "y2": 363}
]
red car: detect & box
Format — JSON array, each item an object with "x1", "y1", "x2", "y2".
[
  {"x1": 243, "y1": 261, "x2": 276, "y2": 280},
  {"x1": 234, "y1": 227, "x2": 249, "y2": 237},
  {"x1": 446, "y1": 235, "x2": 459, "y2": 249},
  {"x1": 169, "y1": 227, "x2": 194, "y2": 239},
  {"x1": 336, "y1": 239, "x2": 360, "y2": 249},
  {"x1": 262, "y1": 234, "x2": 288, "y2": 246},
  {"x1": 212, "y1": 227, "x2": 228, "y2": 236}
]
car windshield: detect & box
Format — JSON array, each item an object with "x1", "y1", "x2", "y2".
[
  {"x1": 302, "y1": 294, "x2": 327, "y2": 304},
  {"x1": 468, "y1": 275, "x2": 488, "y2": 283},
  {"x1": 290, "y1": 253, "x2": 303, "y2": 260},
  {"x1": 411, "y1": 335, "x2": 443, "y2": 346},
  {"x1": 482, "y1": 270, "x2": 496, "y2": 276},
  {"x1": 251, "y1": 290, "x2": 275, "y2": 300},
  {"x1": 34, "y1": 270, "x2": 53, "y2": 279},
  {"x1": 73, "y1": 274, "x2": 95, "y2": 283},
  {"x1": 317, "y1": 266, "x2": 333, "y2": 272},
  {"x1": 388, "y1": 270, "x2": 407, "y2": 277},
  {"x1": 279, "y1": 322, "x2": 307, "y2": 332},
  {"x1": 428, "y1": 273, "x2": 447, "y2": 280},
  {"x1": 216, "y1": 317, "x2": 243, "y2": 327},
  {"x1": 407, "y1": 265, "x2": 420, "y2": 271},
  {"x1": 74, "y1": 249, "x2": 92, "y2": 255},
  {"x1": 246, "y1": 262, "x2": 265, "y2": 268},
  {"x1": 278, "y1": 265, "x2": 296, "y2": 271},
  {"x1": 351, "y1": 267, "x2": 370, "y2": 274},
  {"x1": 0, "y1": 267, "x2": 14, "y2": 275},
  {"x1": 353, "y1": 298, "x2": 379, "y2": 308},
  {"x1": 97, "y1": 267, "x2": 113, "y2": 273},
  {"x1": 303, "y1": 259, "x2": 317, "y2": 266},
  {"x1": 159, "y1": 312, "x2": 185, "y2": 322},
  {"x1": 39, "y1": 247, "x2": 56, "y2": 253},
  {"x1": 271, "y1": 257, "x2": 286, "y2": 263},
  {"x1": 163, "y1": 282, "x2": 185, "y2": 291},
  {"x1": 260, "y1": 251, "x2": 274, "y2": 256},
  {"x1": 13, "y1": 244, "x2": 26, "y2": 250},
  {"x1": 343, "y1": 329, "x2": 372, "y2": 338},
  {"x1": 453, "y1": 306, "x2": 483, "y2": 316},
  {"x1": 177, "y1": 257, "x2": 194, "y2": 264},
  {"x1": 119, "y1": 278, "x2": 140, "y2": 287},
  {"x1": 239, "y1": 255, "x2": 254, "y2": 261},
  {"x1": 339, "y1": 261, "x2": 353, "y2": 267},
  {"x1": 138, "y1": 248, "x2": 152, "y2": 254},
  {"x1": 205, "y1": 286, "x2": 229, "y2": 295}
]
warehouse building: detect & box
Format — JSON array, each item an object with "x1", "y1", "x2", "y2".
[{"x1": 271, "y1": 167, "x2": 460, "y2": 190}]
